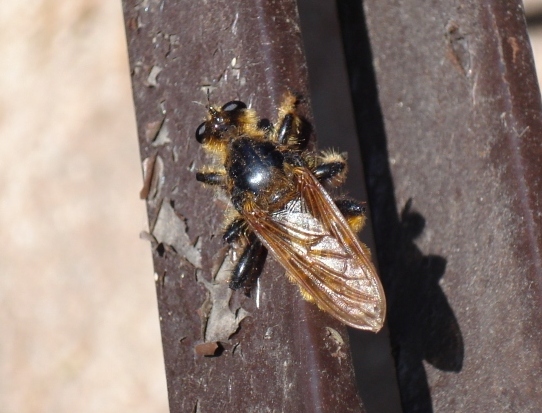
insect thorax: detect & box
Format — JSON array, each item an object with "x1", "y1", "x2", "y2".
[{"x1": 226, "y1": 137, "x2": 296, "y2": 212}]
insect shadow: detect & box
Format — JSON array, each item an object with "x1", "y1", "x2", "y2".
[
  {"x1": 384, "y1": 200, "x2": 463, "y2": 412},
  {"x1": 336, "y1": 1, "x2": 465, "y2": 411}
]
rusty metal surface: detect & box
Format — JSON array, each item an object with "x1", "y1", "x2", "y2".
[
  {"x1": 122, "y1": 0, "x2": 370, "y2": 412},
  {"x1": 339, "y1": 0, "x2": 542, "y2": 412}
]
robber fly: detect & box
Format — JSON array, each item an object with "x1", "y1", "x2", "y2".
[{"x1": 194, "y1": 92, "x2": 386, "y2": 331}]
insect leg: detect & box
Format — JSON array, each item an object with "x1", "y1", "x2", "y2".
[
  {"x1": 223, "y1": 217, "x2": 248, "y2": 244},
  {"x1": 311, "y1": 151, "x2": 348, "y2": 187},
  {"x1": 196, "y1": 170, "x2": 227, "y2": 187},
  {"x1": 257, "y1": 118, "x2": 273, "y2": 138},
  {"x1": 273, "y1": 92, "x2": 311, "y2": 150},
  {"x1": 222, "y1": 212, "x2": 267, "y2": 294},
  {"x1": 276, "y1": 113, "x2": 296, "y2": 145},
  {"x1": 335, "y1": 198, "x2": 367, "y2": 233},
  {"x1": 229, "y1": 233, "x2": 268, "y2": 295}
]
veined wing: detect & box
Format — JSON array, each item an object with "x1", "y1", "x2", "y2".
[{"x1": 243, "y1": 167, "x2": 386, "y2": 331}]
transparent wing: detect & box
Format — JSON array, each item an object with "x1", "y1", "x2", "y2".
[{"x1": 243, "y1": 167, "x2": 386, "y2": 331}]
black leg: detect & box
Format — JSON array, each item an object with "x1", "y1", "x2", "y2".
[
  {"x1": 311, "y1": 152, "x2": 348, "y2": 186},
  {"x1": 275, "y1": 114, "x2": 311, "y2": 150},
  {"x1": 313, "y1": 162, "x2": 346, "y2": 182},
  {"x1": 276, "y1": 113, "x2": 295, "y2": 145},
  {"x1": 223, "y1": 218, "x2": 247, "y2": 244},
  {"x1": 257, "y1": 118, "x2": 273, "y2": 136},
  {"x1": 335, "y1": 198, "x2": 367, "y2": 233},
  {"x1": 196, "y1": 171, "x2": 226, "y2": 187},
  {"x1": 229, "y1": 233, "x2": 268, "y2": 295},
  {"x1": 272, "y1": 92, "x2": 311, "y2": 150}
]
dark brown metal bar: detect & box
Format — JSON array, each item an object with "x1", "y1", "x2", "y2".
[
  {"x1": 122, "y1": 1, "x2": 373, "y2": 411},
  {"x1": 339, "y1": 0, "x2": 542, "y2": 411},
  {"x1": 296, "y1": 1, "x2": 403, "y2": 412}
]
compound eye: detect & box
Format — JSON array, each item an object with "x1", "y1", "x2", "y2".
[
  {"x1": 195, "y1": 122, "x2": 207, "y2": 143},
  {"x1": 221, "y1": 101, "x2": 247, "y2": 112}
]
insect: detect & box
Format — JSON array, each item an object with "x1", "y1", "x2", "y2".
[{"x1": 194, "y1": 92, "x2": 386, "y2": 331}]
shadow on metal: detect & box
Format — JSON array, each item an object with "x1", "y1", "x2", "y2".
[{"x1": 337, "y1": 1, "x2": 464, "y2": 411}]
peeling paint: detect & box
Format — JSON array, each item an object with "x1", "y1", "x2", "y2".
[
  {"x1": 144, "y1": 117, "x2": 165, "y2": 143},
  {"x1": 140, "y1": 154, "x2": 164, "y2": 201},
  {"x1": 325, "y1": 327, "x2": 347, "y2": 362},
  {"x1": 146, "y1": 65, "x2": 162, "y2": 87},
  {"x1": 152, "y1": 200, "x2": 202, "y2": 268},
  {"x1": 325, "y1": 327, "x2": 344, "y2": 346},
  {"x1": 507, "y1": 36, "x2": 520, "y2": 64},
  {"x1": 194, "y1": 341, "x2": 221, "y2": 356},
  {"x1": 445, "y1": 20, "x2": 472, "y2": 77},
  {"x1": 151, "y1": 119, "x2": 171, "y2": 146},
  {"x1": 197, "y1": 248, "x2": 249, "y2": 343}
]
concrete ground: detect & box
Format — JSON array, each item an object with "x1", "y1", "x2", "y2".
[
  {"x1": 0, "y1": 2, "x2": 167, "y2": 412},
  {"x1": 1, "y1": 1, "x2": 540, "y2": 412}
]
